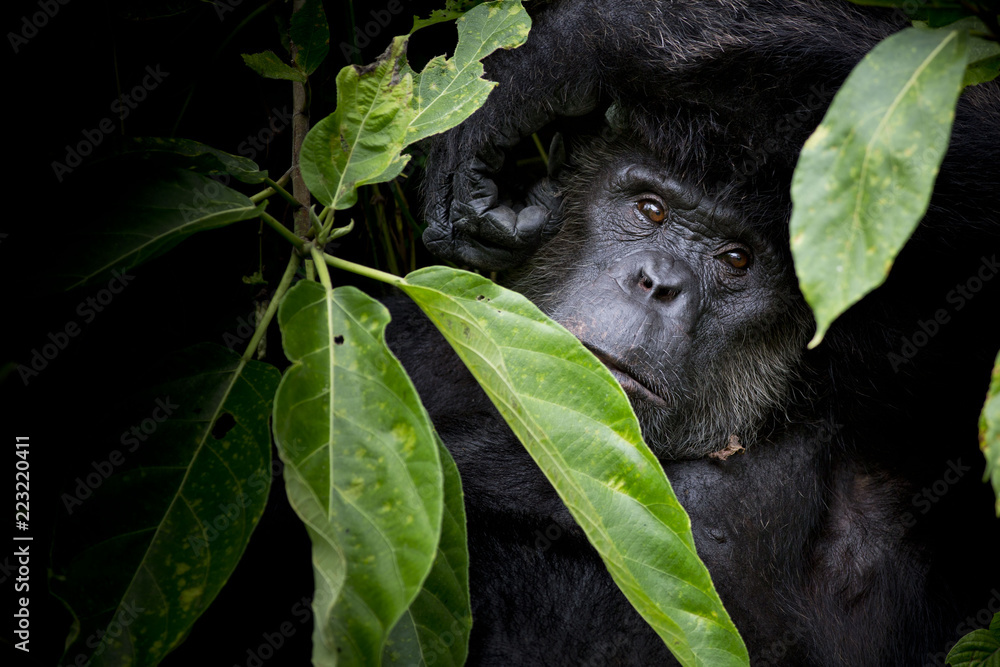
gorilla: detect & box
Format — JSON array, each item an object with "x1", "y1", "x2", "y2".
[{"x1": 386, "y1": 1, "x2": 1000, "y2": 664}]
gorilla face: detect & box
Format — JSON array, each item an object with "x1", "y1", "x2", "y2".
[{"x1": 510, "y1": 138, "x2": 814, "y2": 460}]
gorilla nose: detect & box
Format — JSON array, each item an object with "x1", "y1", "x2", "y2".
[{"x1": 632, "y1": 255, "x2": 689, "y2": 301}]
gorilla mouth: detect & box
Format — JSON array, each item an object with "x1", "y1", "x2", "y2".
[{"x1": 583, "y1": 345, "x2": 670, "y2": 409}]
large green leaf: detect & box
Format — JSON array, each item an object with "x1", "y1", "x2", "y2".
[
  {"x1": 790, "y1": 25, "x2": 969, "y2": 346},
  {"x1": 980, "y1": 351, "x2": 1000, "y2": 516},
  {"x1": 399, "y1": 266, "x2": 749, "y2": 667},
  {"x1": 273, "y1": 282, "x2": 444, "y2": 666},
  {"x1": 300, "y1": 36, "x2": 414, "y2": 209},
  {"x1": 405, "y1": 0, "x2": 530, "y2": 145},
  {"x1": 384, "y1": 436, "x2": 472, "y2": 667},
  {"x1": 947, "y1": 613, "x2": 1000, "y2": 667},
  {"x1": 51, "y1": 168, "x2": 263, "y2": 292},
  {"x1": 51, "y1": 344, "x2": 279, "y2": 666}
]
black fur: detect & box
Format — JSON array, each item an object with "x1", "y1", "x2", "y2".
[{"x1": 389, "y1": 1, "x2": 1000, "y2": 664}]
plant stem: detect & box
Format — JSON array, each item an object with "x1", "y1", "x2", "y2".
[
  {"x1": 260, "y1": 210, "x2": 305, "y2": 248},
  {"x1": 290, "y1": 0, "x2": 312, "y2": 238},
  {"x1": 242, "y1": 252, "x2": 301, "y2": 362},
  {"x1": 531, "y1": 133, "x2": 549, "y2": 167},
  {"x1": 259, "y1": 176, "x2": 301, "y2": 209},
  {"x1": 311, "y1": 245, "x2": 334, "y2": 290},
  {"x1": 249, "y1": 168, "x2": 294, "y2": 203},
  {"x1": 323, "y1": 252, "x2": 404, "y2": 286}
]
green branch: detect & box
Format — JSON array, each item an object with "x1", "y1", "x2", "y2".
[
  {"x1": 241, "y1": 252, "x2": 301, "y2": 362},
  {"x1": 260, "y1": 210, "x2": 305, "y2": 248},
  {"x1": 323, "y1": 252, "x2": 404, "y2": 286}
]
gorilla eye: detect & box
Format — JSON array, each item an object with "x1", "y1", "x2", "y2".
[
  {"x1": 718, "y1": 249, "x2": 752, "y2": 271},
  {"x1": 636, "y1": 199, "x2": 666, "y2": 224}
]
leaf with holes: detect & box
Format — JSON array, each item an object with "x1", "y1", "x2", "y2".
[
  {"x1": 399, "y1": 265, "x2": 749, "y2": 667},
  {"x1": 300, "y1": 36, "x2": 414, "y2": 209},
  {"x1": 51, "y1": 344, "x2": 279, "y2": 666},
  {"x1": 405, "y1": 0, "x2": 530, "y2": 145},
  {"x1": 790, "y1": 25, "x2": 969, "y2": 346},
  {"x1": 273, "y1": 282, "x2": 444, "y2": 666}
]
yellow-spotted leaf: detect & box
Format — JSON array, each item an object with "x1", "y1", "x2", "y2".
[
  {"x1": 399, "y1": 266, "x2": 749, "y2": 667},
  {"x1": 790, "y1": 25, "x2": 969, "y2": 346},
  {"x1": 383, "y1": 436, "x2": 472, "y2": 667},
  {"x1": 51, "y1": 344, "x2": 279, "y2": 666},
  {"x1": 272, "y1": 282, "x2": 445, "y2": 666},
  {"x1": 405, "y1": 0, "x2": 530, "y2": 145}
]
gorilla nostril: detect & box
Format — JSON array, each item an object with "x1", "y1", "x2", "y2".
[{"x1": 638, "y1": 266, "x2": 680, "y2": 300}]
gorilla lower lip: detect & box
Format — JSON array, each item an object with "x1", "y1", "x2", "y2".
[{"x1": 587, "y1": 347, "x2": 669, "y2": 408}]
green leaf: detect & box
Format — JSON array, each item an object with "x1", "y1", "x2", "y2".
[
  {"x1": 406, "y1": 0, "x2": 531, "y2": 145},
  {"x1": 300, "y1": 36, "x2": 415, "y2": 209},
  {"x1": 980, "y1": 351, "x2": 1000, "y2": 516},
  {"x1": 300, "y1": 0, "x2": 530, "y2": 210},
  {"x1": 122, "y1": 137, "x2": 268, "y2": 183},
  {"x1": 242, "y1": 51, "x2": 307, "y2": 82},
  {"x1": 411, "y1": 9, "x2": 465, "y2": 33},
  {"x1": 50, "y1": 168, "x2": 263, "y2": 292},
  {"x1": 790, "y1": 26, "x2": 969, "y2": 346},
  {"x1": 290, "y1": 0, "x2": 330, "y2": 75},
  {"x1": 399, "y1": 266, "x2": 749, "y2": 667},
  {"x1": 947, "y1": 613, "x2": 1000, "y2": 666},
  {"x1": 273, "y1": 282, "x2": 444, "y2": 666},
  {"x1": 965, "y1": 22, "x2": 1000, "y2": 86},
  {"x1": 965, "y1": 53, "x2": 1000, "y2": 86},
  {"x1": 51, "y1": 344, "x2": 280, "y2": 666},
  {"x1": 384, "y1": 436, "x2": 472, "y2": 667}
]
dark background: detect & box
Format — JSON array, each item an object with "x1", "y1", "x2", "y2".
[{"x1": 2, "y1": 0, "x2": 452, "y2": 664}]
